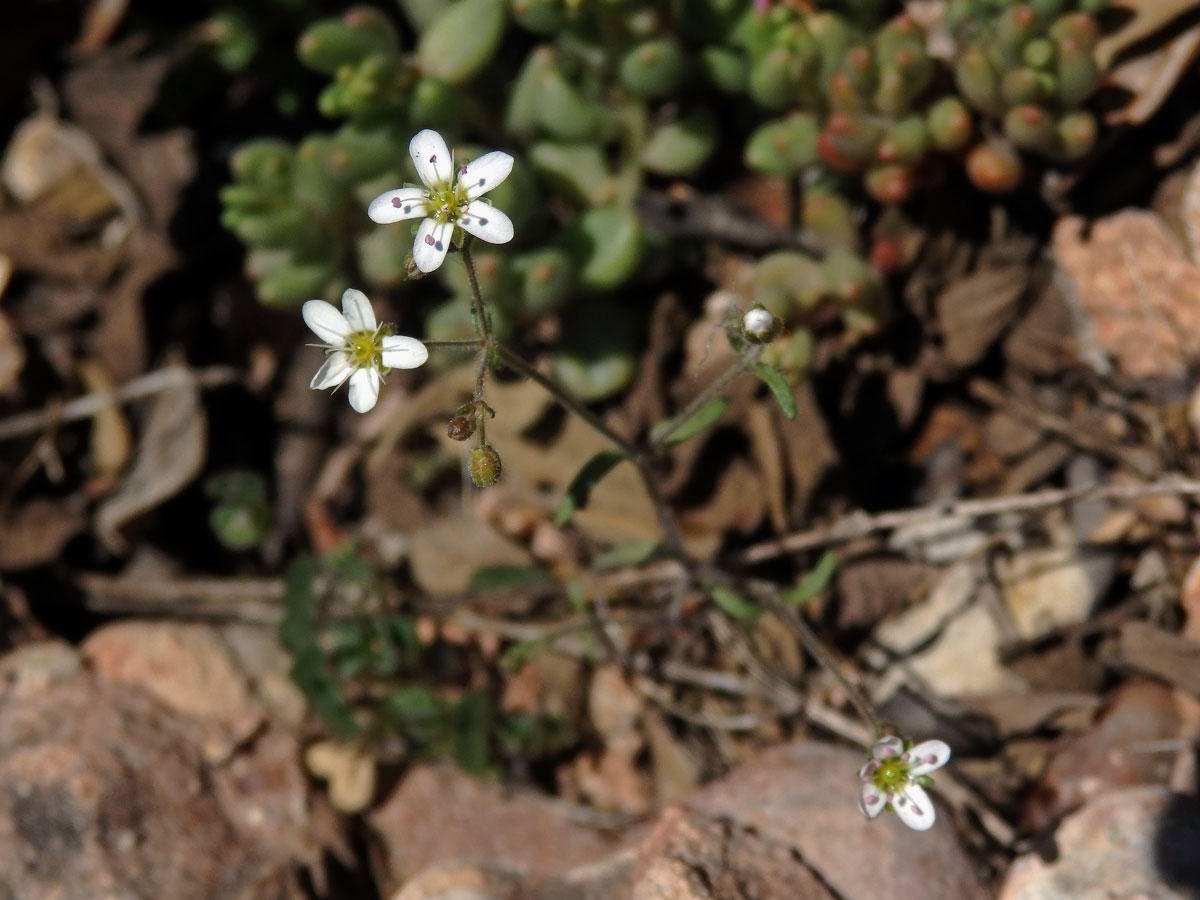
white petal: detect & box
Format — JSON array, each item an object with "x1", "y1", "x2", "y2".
[
  {"x1": 380, "y1": 335, "x2": 429, "y2": 369},
  {"x1": 460, "y1": 150, "x2": 513, "y2": 201},
  {"x1": 340, "y1": 289, "x2": 377, "y2": 333},
  {"x1": 302, "y1": 299, "x2": 350, "y2": 346},
  {"x1": 905, "y1": 740, "x2": 951, "y2": 777},
  {"x1": 412, "y1": 218, "x2": 453, "y2": 273},
  {"x1": 872, "y1": 736, "x2": 904, "y2": 760},
  {"x1": 310, "y1": 352, "x2": 354, "y2": 390},
  {"x1": 858, "y1": 759, "x2": 880, "y2": 780},
  {"x1": 368, "y1": 188, "x2": 432, "y2": 224},
  {"x1": 893, "y1": 784, "x2": 936, "y2": 831},
  {"x1": 347, "y1": 367, "x2": 381, "y2": 413},
  {"x1": 458, "y1": 200, "x2": 513, "y2": 244},
  {"x1": 859, "y1": 783, "x2": 886, "y2": 819},
  {"x1": 409, "y1": 129, "x2": 452, "y2": 189}
]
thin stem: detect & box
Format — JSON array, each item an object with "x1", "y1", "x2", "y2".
[
  {"x1": 650, "y1": 346, "x2": 761, "y2": 451},
  {"x1": 423, "y1": 339, "x2": 485, "y2": 349},
  {"x1": 493, "y1": 341, "x2": 689, "y2": 559},
  {"x1": 494, "y1": 342, "x2": 637, "y2": 457},
  {"x1": 461, "y1": 239, "x2": 491, "y2": 343}
]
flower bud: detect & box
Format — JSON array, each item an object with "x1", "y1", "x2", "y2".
[
  {"x1": 742, "y1": 306, "x2": 782, "y2": 343},
  {"x1": 447, "y1": 415, "x2": 474, "y2": 441},
  {"x1": 469, "y1": 445, "x2": 503, "y2": 488}
]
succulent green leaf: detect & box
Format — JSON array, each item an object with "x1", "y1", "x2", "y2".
[
  {"x1": 564, "y1": 206, "x2": 644, "y2": 291},
  {"x1": 641, "y1": 108, "x2": 717, "y2": 176},
  {"x1": 417, "y1": 0, "x2": 506, "y2": 84}
]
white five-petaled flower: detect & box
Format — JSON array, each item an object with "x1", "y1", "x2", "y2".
[
  {"x1": 858, "y1": 735, "x2": 950, "y2": 831},
  {"x1": 366, "y1": 129, "x2": 515, "y2": 274},
  {"x1": 302, "y1": 288, "x2": 428, "y2": 414}
]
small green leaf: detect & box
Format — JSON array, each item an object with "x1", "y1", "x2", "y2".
[
  {"x1": 555, "y1": 449, "x2": 626, "y2": 525},
  {"x1": 470, "y1": 564, "x2": 556, "y2": 593},
  {"x1": 592, "y1": 540, "x2": 661, "y2": 570},
  {"x1": 751, "y1": 362, "x2": 797, "y2": 420},
  {"x1": 784, "y1": 551, "x2": 837, "y2": 606},
  {"x1": 709, "y1": 584, "x2": 762, "y2": 621},
  {"x1": 651, "y1": 395, "x2": 728, "y2": 447}
]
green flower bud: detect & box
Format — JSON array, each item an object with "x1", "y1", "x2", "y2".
[
  {"x1": 925, "y1": 96, "x2": 973, "y2": 151},
  {"x1": 417, "y1": 0, "x2": 507, "y2": 85},
  {"x1": 469, "y1": 445, "x2": 503, "y2": 487},
  {"x1": 297, "y1": 11, "x2": 399, "y2": 76},
  {"x1": 619, "y1": 38, "x2": 687, "y2": 99},
  {"x1": 744, "y1": 112, "x2": 819, "y2": 176}
]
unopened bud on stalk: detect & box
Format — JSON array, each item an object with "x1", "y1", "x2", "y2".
[
  {"x1": 469, "y1": 445, "x2": 503, "y2": 487},
  {"x1": 742, "y1": 306, "x2": 782, "y2": 343}
]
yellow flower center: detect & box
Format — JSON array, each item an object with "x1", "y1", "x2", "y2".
[
  {"x1": 347, "y1": 330, "x2": 378, "y2": 367},
  {"x1": 872, "y1": 757, "x2": 910, "y2": 793}
]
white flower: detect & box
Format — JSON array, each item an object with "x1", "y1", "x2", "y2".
[
  {"x1": 302, "y1": 288, "x2": 428, "y2": 413},
  {"x1": 366, "y1": 129, "x2": 515, "y2": 273},
  {"x1": 858, "y1": 735, "x2": 950, "y2": 831}
]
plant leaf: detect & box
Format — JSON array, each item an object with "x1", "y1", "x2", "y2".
[
  {"x1": 470, "y1": 564, "x2": 556, "y2": 593},
  {"x1": 784, "y1": 551, "x2": 837, "y2": 606},
  {"x1": 651, "y1": 394, "x2": 728, "y2": 447},
  {"x1": 751, "y1": 362, "x2": 797, "y2": 420},
  {"x1": 709, "y1": 584, "x2": 762, "y2": 621},
  {"x1": 555, "y1": 449, "x2": 626, "y2": 525},
  {"x1": 592, "y1": 539, "x2": 661, "y2": 570}
]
